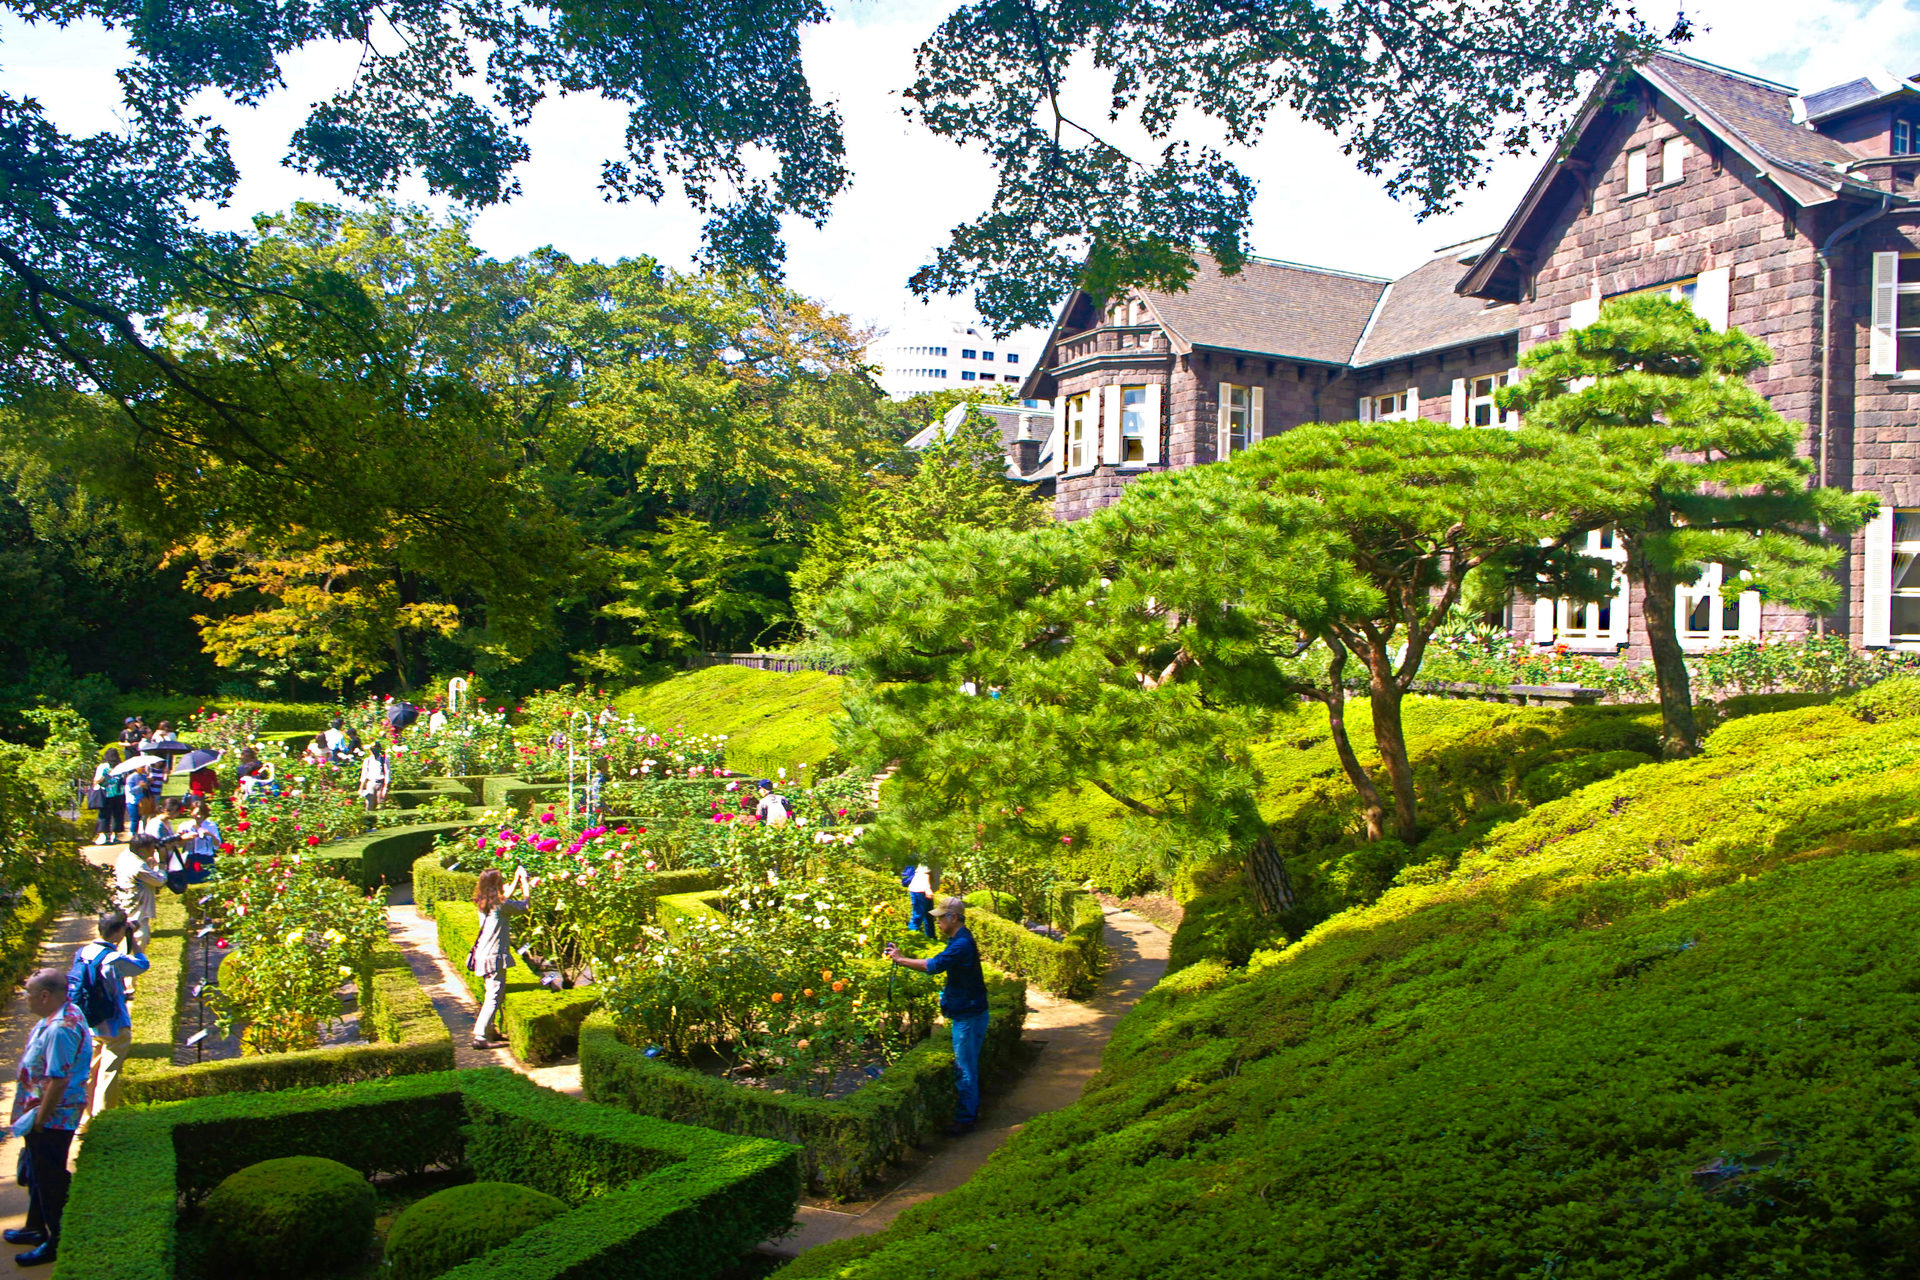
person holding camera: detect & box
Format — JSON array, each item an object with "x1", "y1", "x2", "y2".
[
  {"x1": 467, "y1": 866, "x2": 533, "y2": 1051},
  {"x1": 884, "y1": 896, "x2": 989, "y2": 1136}
]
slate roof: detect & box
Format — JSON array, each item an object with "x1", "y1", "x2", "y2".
[
  {"x1": 1140, "y1": 255, "x2": 1388, "y2": 366},
  {"x1": 1802, "y1": 77, "x2": 1888, "y2": 122},
  {"x1": 1647, "y1": 54, "x2": 1860, "y2": 190},
  {"x1": 907, "y1": 402, "x2": 1055, "y2": 479},
  {"x1": 1351, "y1": 239, "x2": 1518, "y2": 367}
]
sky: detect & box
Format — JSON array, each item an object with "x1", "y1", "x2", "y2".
[{"x1": 4, "y1": 0, "x2": 1919, "y2": 346}]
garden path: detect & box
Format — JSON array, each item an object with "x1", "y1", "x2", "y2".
[{"x1": 760, "y1": 907, "x2": 1170, "y2": 1262}]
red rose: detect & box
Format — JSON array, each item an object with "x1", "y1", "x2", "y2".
[{"x1": 305, "y1": 835, "x2": 321, "y2": 846}]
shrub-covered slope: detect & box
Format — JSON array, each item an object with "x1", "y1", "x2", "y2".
[
  {"x1": 779, "y1": 684, "x2": 1920, "y2": 1279},
  {"x1": 612, "y1": 665, "x2": 846, "y2": 777}
]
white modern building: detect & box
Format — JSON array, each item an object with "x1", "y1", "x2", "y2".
[{"x1": 873, "y1": 311, "x2": 1038, "y2": 398}]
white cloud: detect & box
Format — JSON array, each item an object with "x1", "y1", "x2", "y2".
[{"x1": 4, "y1": 1, "x2": 1917, "y2": 332}]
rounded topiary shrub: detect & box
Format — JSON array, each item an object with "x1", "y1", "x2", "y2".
[
  {"x1": 201, "y1": 1156, "x2": 375, "y2": 1277},
  {"x1": 1556, "y1": 716, "x2": 1663, "y2": 758},
  {"x1": 384, "y1": 1181, "x2": 569, "y2": 1280},
  {"x1": 963, "y1": 890, "x2": 1019, "y2": 919},
  {"x1": 1519, "y1": 749, "x2": 1656, "y2": 806}
]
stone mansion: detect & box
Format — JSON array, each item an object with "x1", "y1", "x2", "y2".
[{"x1": 1009, "y1": 51, "x2": 1920, "y2": 657}]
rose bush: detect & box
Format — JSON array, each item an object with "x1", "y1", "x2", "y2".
[
  {"x1": 599, "y1": 874, "x2": 937, "y2": 1095},
  {"x1": 203, "y1": 854, "x2": 388, "y2": 1054}
]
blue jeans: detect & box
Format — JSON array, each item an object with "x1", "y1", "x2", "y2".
[
  {"x1": 949, "y1": 1010, "x2": 988, "y2": 1125},
  {"x1": 908, "y1": 892, "x2": 935, "y2": 938}
]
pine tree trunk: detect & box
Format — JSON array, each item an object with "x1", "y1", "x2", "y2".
[
  {"x1": 1321, "y1": 688, "x2": 1388, "y2": 841},
  {"x1": 1637, "y1": 565, "x2": 1700, "y2": 758},
  {"x1": 1234, "y1": 791, "x2": 1296, "y2": 913},
  {"x1": 1366, "y1": 668, "x2": 1419, "y2": 844}
]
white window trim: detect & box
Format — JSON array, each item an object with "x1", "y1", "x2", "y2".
[
  {"x1": 1889, "y1": 509, "x2": 1920, "y2": 649},
  {"x1": 1871, "y1": 252, "x2": 1918, "y2": 379},
  {"x1": 1117, "y1": 385, "x2": 1153, "y2": 468},
  {"x1": 1466, "y1": 372, "x2": 1519, "y2": 429},
  {"x1": 1675, "y1": 562, "x2": 1761, "y2": 651},
  {"x1": 1624, "y1": 145, "x2": 1649, "y2": 195},
  {"x1": 1660, "y1": 136, "x2": 1687, "y2": 187},
  {"x1": 1548, "y1": 529, "x2": 1630, "y2": 651},
  {"x1": 1216, "y1": 383, "x2": 1262, "y2": 458},
  {"x1": 1064, "y1": 390, "x2": 1097, "y2": 474},
  {"x1": 1363, "y1": 389, "x2": 1418, "y2": 423}
]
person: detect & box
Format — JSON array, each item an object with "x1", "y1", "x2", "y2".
[
  {"x1": 302, "y1": 734, "x2": 331, "y2": 768},
  {"x1": 185, "y1": 758, "x2": 218, "y2": 798},
  {"x1": 904, "y1": 862, "x2": 937, "y2": 939},
  {"x1": 8, "y1": 968, "x2": 91, "y2": 1266},
  {"x1": 91, "y1": 749, "x2": 126, "y2": 847},
  {"x1": 427, "y1": 703, "x2": 448, "y2": 734},
  {"x1": 67, "y1": 910, "x2": 148, "y2": 1117},
  {"x1": 466, "y1": 867, "x2": 531, "y2": 1051},
  {"x1": 322, "y1": 717, "x2": 348, "y2": 757},
  {"x1": 340, "y1": 726, "x2": 363, "y2": 761},
  {"x1": 117, "y1": 717, "x2": 141, "y2": 749},
  {"x1": 358, "y1": 740, "x2": 390, "y2": 816},
  {"x1": 234, "y1": 746, "x2": 266, "y2": 786},
  {"x1": 113, "y1": 835, "x2": 165, "y2": 951},
  {"x1": 135, "y1": 796, "x2": 171, "y2": 843},
  {"x1": 121, "y1": 766, "x2": 148, "y2": 844},
  {"x1": 148, "y1": 721, "x2": 178, "y2": 780},
  {"x1": 178, "y1": 798, "x2": 221, "y2": 914},
  {"x1": 884, "y1": 897, "x2": 989, "y2": 1136},
  {"x1": 755, "y1": 781, "x2": 790, "y2": 825}
]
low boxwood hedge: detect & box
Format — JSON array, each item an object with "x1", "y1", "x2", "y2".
[
  {"x1": 62, "y1": 1067, "x2": 801, "y2": 1280},
  {"x1": 654, "y1": 888, "x2": 727, "y2": 938},
  {"x1": 436, "y1": 902, "x2": 600, "y2": 1064},
  {"x1": 119, "y1": 897, "x2": 453, "y2": 1104},
  {"x1": 580, "y1": 969, "x2": 1029, "y2": 1199},
  {"x1": 0, "y1": 886, "x2": 58, "y2": 999}
]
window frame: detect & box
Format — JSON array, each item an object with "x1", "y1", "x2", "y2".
[
  {"x1": 1468, "y1": 373, "x2": 1512, "y2": 428},
  {"x1": 1624, "y1": 145, "x2": 1649, "y2": 195},
  {"x1": 1893, "y1": 510, "x2": 1920, "y2": 646},
  {"x1": 1891, "y1": 254, "x2": 1920, "y2": 377},
  {"x1": 1118, "y1": 385, "x2": 1149, "y2": 464},
  {"x1": 1660, "y1": 135, "x2": 1686, "y2": 186},
  {"x1": 1370, "y1": 391, "x2": 1410, "y2": 421},
  {"x1": 1896, "y1": 119, "x2": 1914, "y2": 156},
  {"x1": 1066, "y1": 393, "x2": 1092, "y2": 471},
  {"x1": 1223, "y1": 384, "x2": 1255, "y2": 455},
  {"x1": 1551, "y1": 528, "x2": 1630, "y2": 650}
]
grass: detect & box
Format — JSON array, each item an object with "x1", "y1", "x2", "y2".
[
  {"x1": 773, "y1": 681, "x2": 1920, "y2": 1278},
  {"x1": 612, "y1": 666, "x2": 848, "y2": 777}
]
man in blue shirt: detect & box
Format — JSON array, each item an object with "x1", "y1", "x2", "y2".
[
  {"x1": 68, "y1": 909, "x2": 150, "y2": 1115},
  {"x1": 884, "y1": 897, "x2": 988, "y2": 1135}
]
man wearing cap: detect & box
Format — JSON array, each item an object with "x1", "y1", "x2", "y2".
[{"x1": 884, "y1": 896, "x2": 988, "y2": 1135}]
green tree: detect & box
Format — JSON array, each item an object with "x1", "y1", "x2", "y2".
[
  {"x1": 794, "y1": 408, "x2": 1048, "y2": 629},
  {"x1": 823, "y1": 420, "x2": 1623, "y2": 908},
  {"x1": 1502, "y1": 296, "x2": 1878, "y2": 757}
]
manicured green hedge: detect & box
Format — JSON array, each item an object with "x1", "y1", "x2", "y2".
[
  {"x1": 62, "y1": 1067, "x2": 801, "y2": 1280},
  {"x1": 436, "y1": 902, "x2": 600, "y2": 1064},
  {"x1": 655, "y1": 888, "x2": 727, "y2": 938},
  {"x1": 845, "y1": 864, "x2": 1104, "y2": 998},
  {"x1": 119, "y1": 898, "x2": 453, "y2": 1104},
  {"x1": 611, "y1": 664, "x2": 849, "y2": 776},
  {"x1": 480, "y1": 775, "x2": 564, "y2": 813},
  {"x1": 100, "y1": 695, "x2": 336, "y2": 736},
  {"x1": 581, "y1": 968, "x2": 1028, "y2": 1199}
]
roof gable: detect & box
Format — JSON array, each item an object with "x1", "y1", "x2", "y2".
[
  {"x1": 1138, "y1": 255, "x2": 1387, "y2": 365},
  {"x1": 1351, "y1": 238, "x2": 1518, "y2": 367},
  {"x1": 1460, "y1": 51, "x2": 1880, "y2": 302}
]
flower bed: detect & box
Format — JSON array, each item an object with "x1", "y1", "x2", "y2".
[
  {"x1": 119, "y1": 898, "x2": 452, "y2": 1104},
  {"x1": 63, "y1": 1067, "x2": 801, "y2": 1280}
]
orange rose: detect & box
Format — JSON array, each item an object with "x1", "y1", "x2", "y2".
[
  {"x1": 831, "y1": 980, "x2": 845, "y2": 993},
  {"x1": 770, "y1": 992, "x2": 784, "y2": 1004},
  {"x1": 803, "y1": 988, "x2": 814, "y2": 998}
]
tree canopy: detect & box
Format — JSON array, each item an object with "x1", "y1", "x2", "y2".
[{"x1": 1503, "y1": 295, "x2": 1878, "y2": 756}]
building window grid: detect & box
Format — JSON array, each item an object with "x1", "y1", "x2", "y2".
[
  {"x1": 1469, "y1": 374, "x2": 1512, "y2": 428},
  {"x1": 1371, "y1": 391, "x2": 1410, "y2": 421},
  {"x1": 1555, "y1": 528, "x2": 1628, "y2": 646},
  {"x1": 1894, "y1": 255, "x2": 1920, "y2": 373},
  {"x1": 1066, "y1": 394, "x2": 1091, "y2": 471},
  {"x1": 1222, "y1": 384, "x2": 1256, "y2": 455},
  {"x1": 1678, "y1": 563, "x2": 1753, "y2": 650},
  {"x1": 1119, "y1": 386, "x2": 1149, "y2": 463},
  {"x1": 1897, "y1": 119, "x2": 1915, "y2": 156}
]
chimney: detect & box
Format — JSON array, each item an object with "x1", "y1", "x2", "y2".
[{"x1": 1012, "y1": 419, "x2": 1041, "y2": 474}]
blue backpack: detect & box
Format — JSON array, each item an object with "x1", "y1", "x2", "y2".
[
  {"x1": 68, "y1": 944, "x2": 120, "y2": 1028},
  {"x1": 898, "y1": 865, "x2": 916, "y2": 889}
]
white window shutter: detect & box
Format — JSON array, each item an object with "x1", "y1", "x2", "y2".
[
  {"x1": 1871, "y1": 252, "x2": 1899, "y2": 376},
  {"x1": 1449, "y1": 378, "x2": 1467, "y2": 428},
  {"x1": 1736, "y1": 590, "x2": 1762, "y2": 641},
  {"x1": 1865, "y1": 505, "x2": 1894, "y2": 646},
  {"x1": 1216, "y1": 382, "x2": 1231, "y2": 459},
  {"x1": 1049, "y1": 396, "x2": 1067, "y2": 475},
  {"x1": 1143, "y1": 383, "x2": 1163, "y2": 465},
  {"x1": 1501, "y1": 368, "x2": 1521, "y2": 428},
  {"x1": 1250, "y1": 386, "x2": 1265, "y2": 441},
  {"x1": 1404, "y1": 386, "x2": 1420, "y2": 422},
  {"x1": 1357, "y1": 396, "x2": 1373, "y2": 423},
  {"x1": 1532, "y1": 595, "x2": 1555, "y2": 644},
  {"x1": 1695, "y1": 267, "x2": 1731, "y2": 331},
  {"x1": 1569, "y1": 294, "x2": 1600, "y2": 330},
  {"x1": 1607, "y1": 571, "x2": 1630, "y2": 646},
  {"x1": 1100, "y1": 384, "x2": 1123, "y2": 466}
]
